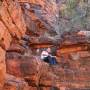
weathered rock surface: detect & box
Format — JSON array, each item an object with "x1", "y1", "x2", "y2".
[
  {"x1": 6, "y1": 32, "x2": 90, "y2": 90},
  {"x1": 0, "y1": 0, "x2": 90, "y2": 90},
  {"x1": 0, "y1": 47, "x2": 6, "y2": 89},
  {"x1": 18, "y1": 0, "x2": 90, "y2": 44},
  {"x1": 3, "y1": 74, "x2": 29, "y2": 90},
  {"x1": 0, "y1": 0, "x2": 26, "y2": 89},
  {"x1": 6, "y1": 52, "x2": 50, "y2": 86},
  {"x1": 0, "y1": 0, "x2": 26, "y2": 40}
]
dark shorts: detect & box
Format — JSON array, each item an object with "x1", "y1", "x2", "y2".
[
  {"x1": 43, "y1": 56, "x2": 57, "y2": 65},
  {"x1": 43, "y1": 56, "x2": 50, "y2": 63}
]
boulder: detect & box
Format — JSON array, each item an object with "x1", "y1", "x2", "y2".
[
  {"x1": 3, "y1": 74, "x2": 29, "y2": 90},
  {"x1": 6, "y1": 52, "x2": 49, "y2": 86}
]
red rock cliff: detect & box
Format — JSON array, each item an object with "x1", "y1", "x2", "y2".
[{"x1": 0, "y1": 0, "x2": 90, "y2": 90}]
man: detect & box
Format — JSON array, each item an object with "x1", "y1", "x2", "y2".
[
  {"x1": 41, "y1": 48, "x2": 57, "y2": 65},
  {"x1": 41, "y1": 48, "x2": 49, "y2": 63}
]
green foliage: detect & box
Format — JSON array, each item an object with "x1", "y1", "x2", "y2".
[
  {"x1": 56, "y1": 0, "x2": 90, "y2": 35},
  {"x1": 66, "y1": 0, "x2": 78, "y2": 10}
]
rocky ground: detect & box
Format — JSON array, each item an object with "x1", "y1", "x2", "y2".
[{"x1": 0, "y1": 0, "x2": 90, "y2": 90}]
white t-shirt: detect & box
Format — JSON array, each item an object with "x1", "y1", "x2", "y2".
[{"x1": 41, "y1": 51, "x2": 49, "y2": 60}]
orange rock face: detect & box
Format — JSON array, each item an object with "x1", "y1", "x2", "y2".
[
  {"x1": 6, "y1": 52, "x2": 49, "y2": 86},
  {"x1": 0, "y1": 0, "x2": 26, "y2": 39},
  {"x1": 0, "y1": 0, "x2": 90, "y2": 90},
  {"x1": 19, "y1": 0, "x2": 58, "y2": 41},
  {"x1": 0, "y1": 47, "x2": 6, "y2": 89},
  {"x1": 1, "y1": 30, "x2": 12, "y2": 50},
  {"x1": 0, "y1": 21, "x2": 6, "y2": 40},
  {"x1": 3, "y1": 74, "x2": 29, "y2": 90},
  {"x1": 0, "y1": 0, "x2": 26, "y2": 89}
]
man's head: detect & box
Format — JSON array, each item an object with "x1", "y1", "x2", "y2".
[{"x1": 46, "y1": 48, "x2": 51, "y2": 53}]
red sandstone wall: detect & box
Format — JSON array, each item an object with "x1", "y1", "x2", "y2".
[
  {"x1": 0, "y1": 0, "x2": 90, "y2": 90},
  {"x1": 0, "y1": 0, "x2": 26, "y2": 89}
]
